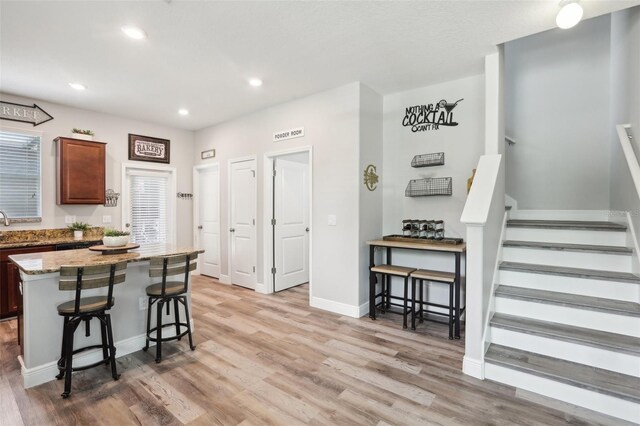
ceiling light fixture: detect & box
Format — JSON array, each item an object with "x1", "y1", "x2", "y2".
[
  {"x1": 178, "y1": 109, "x2": 189, "y2": 116},
  {"x1": 556, "y1": 0, "x2": 583, "y2": 29},
  {"x1": 249, "y1": 78, "x2": 263, "y2": 87},
  {"x1": 121, "y1": 26, "x2": 147, "y2": 40},
  {"x1": 68, "y1": 82, "x2": 87, "y2": 91}
]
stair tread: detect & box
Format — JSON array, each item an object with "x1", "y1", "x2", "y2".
[
  {"x1": 495, "y1": 285, "x2": 640, "y2": 317},
  {"x1": 502, "y1": 240, "x2": 632, "y2": 255},
  {"x1": 485, "y1": 345, "x2": 640, "y2": 403},
  {"x1": 507, "y1": 220, "x2": 627, "y2": 231},
  {"x1": 499, "y1": 261, "x2": 640, "y2": 283},
  {"x1": 491, "y1": 313, "x2": 640, "y2": 356}
]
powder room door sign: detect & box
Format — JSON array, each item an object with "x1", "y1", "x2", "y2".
[
  {"x1": 402, "y1": 98, "x2": 463, "y2": 132},
  {"x1": 0, "y1": 101, "x2": 54, "y2": 126}
]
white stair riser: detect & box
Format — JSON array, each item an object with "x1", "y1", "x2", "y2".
[
  {"x1": 498, "y1": 270, "x2": 640, "y2": 302},
  {"x1": 508, "y1": 210, "x2": 614, "y2": 221},
  {"x1": 498, "y1": 270, "x2": 639, "y2": 302},
  {"x1": 502, "y1": 247, "x2": 632, "y2": 273},
  {"x1": 484, "y1": 363, "x2": 640, "y2": 424},
  {"x1": 494, "y1": 297, "x2": 640, "y2": 337},
  {"x1": 490, "y1": 327, "x2": 640, "y2": 377},
  {"x1": 505, "y1": 228, "x2": 627, "y2": 246}
]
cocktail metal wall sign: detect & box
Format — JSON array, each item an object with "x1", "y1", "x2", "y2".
[
  {"x1": 402, "y1": 98, "x2": 463, "y2": 132},
  {"x1": 0, "y1": 101, "x2": 54, "y2": 126}
]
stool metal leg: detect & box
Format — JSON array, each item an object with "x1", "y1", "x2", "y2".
[
  {"x1": 449, "y1": 282, "x2": 454, "y2": 340},
  {"x1": 156, "y1": 300, "x2": 163, "y2": 363},
  {"x1": 419, "y1": 280, "x2": 424, "y2": 323},
  {"x1": 402, "y1": 276, "x2": 408, "y2": 329},
  {"x1": 143, "y1": 297, "x2": 153, "y2": 352},
  {"x1": 56, "y1": 316, "x2": 69, "y2": 379},
  {"x1": 369, "y1": 270, "x2": 376, "y2": 320},
  {"x1": 411, "y1": 277, "x2": 416, "y2": 330},
  {"x1": 174, "y1": 298, "x2": 182, "y2": 340},
  {"x1": 182, "y1": 296, "x2": 196, "y2": 351},
  {"x1": 105, "y1": 314, "x2": 119, "y2": 380},
  {"x1": 100, "y1": 316, "x2": 109, "y2": 365},
  {"x1": 61, "y1": 319, "x2": 75, "y2": 398},
  {"x1": 385, "y1": 275, "x2": 390, "y2": 310}
]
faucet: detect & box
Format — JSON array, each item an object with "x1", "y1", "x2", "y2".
[{"x1": 0, "y1": 210, "x2": 10, "y2": 226}]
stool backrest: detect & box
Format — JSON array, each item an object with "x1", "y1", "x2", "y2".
[
  {"x1": 148, "y1": 252, "x2": 198, "y2": 297},
  {"x1": 59, "y1": 261, "x2": 128, "y2": 314}
]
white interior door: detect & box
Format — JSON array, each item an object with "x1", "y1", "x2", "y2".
[
  {"x1": 274, "y1": 158, "x2": 309, "y2": 292},
  {"x1": 230, "y1": 159, "x2": 257, "y2": 289},
  {"x1": 197, "y1": 165, "x2": 220, "y2": 278}
]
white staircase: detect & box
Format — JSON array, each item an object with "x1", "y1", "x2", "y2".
[{"x1": 484, "y1": 212, "x2": 640, "y2": 423}]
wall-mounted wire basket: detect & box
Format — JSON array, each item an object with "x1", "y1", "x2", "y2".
[
  {"x1": 104, "y1": 189, "x2": 120, "y2": 207},
  {"x1": 411, "y1": 152, "x2": 445, "y2": 168},
  {"x1": 405, "y1": 177, "x2": 452, "y2": 197}
]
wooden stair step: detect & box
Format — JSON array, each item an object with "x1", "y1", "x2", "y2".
[
  {"x1": 495, "y1": 285, "x2": 640, "y2": 317},
  {"x1": 506, "y1": 220, "x2": 627, "y2": 232},
  {"x1": 499, "y1": 261, "x2": 640, "y2": 283},
  {"x1": 502, "y1": 241, "x2": 632, "y2": 255},
  {"x1": 485, "y1": 345, "x2": 640, "y2": 403},
  {"x1": 490, "y1": 313, "x2": 640, "y2": 356}
]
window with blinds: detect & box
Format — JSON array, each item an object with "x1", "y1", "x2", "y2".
[
  {"x1": 0, "y1": 130, "x2": 41, "y2": 219},
  {"x1": 128, "y1": 171, "x2": 170, "y2": 244}
]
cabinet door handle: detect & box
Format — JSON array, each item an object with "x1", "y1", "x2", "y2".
[{"x1": 18, "y1": 281, "x2": 23, "y2": 295}]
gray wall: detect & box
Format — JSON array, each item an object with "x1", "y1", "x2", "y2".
[
  {"x1": 505, "y1": 15, "x2": 612, "y2": 210},
  {"x1": 0, "y1": 93, "x2": 196, "y2": 246}
]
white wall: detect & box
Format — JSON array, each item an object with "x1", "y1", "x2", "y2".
[
  {"x1": 505, "y1": 15, "x2": 612, "y2": 210},
  {"x1": 195, "y1": 82, "x2": 366, "y2": 312},
  {"x1": 0, "y1": 93, "x2": 195, "y2": 246},
  {"x1": 358, "y1": 85, "x2": 383, "y2": 310},
  {"x1": 383, "y1": 75, "x2": 485, "y2": 240}
]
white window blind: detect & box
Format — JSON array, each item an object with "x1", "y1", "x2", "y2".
[
  {"x1": 0, "y1": 130, "x2": 41, "y2": 219},
  {"x1": 128, "y1": 171, "x2": 170, "y2": 244}
]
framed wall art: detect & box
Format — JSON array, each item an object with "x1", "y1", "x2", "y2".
[{"x1": 128, "y1": 133, "x2": 170, "y2": 164}]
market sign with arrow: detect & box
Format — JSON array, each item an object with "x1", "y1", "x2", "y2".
[{"x1": 0, "y1": 101, "x2": 54, "y2": 126}]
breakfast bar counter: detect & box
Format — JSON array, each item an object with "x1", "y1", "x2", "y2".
[{"x1": 9, "y1": 244, "x2": 204, "y2": 388}]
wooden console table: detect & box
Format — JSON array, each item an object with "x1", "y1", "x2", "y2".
[{"x1": 367, "y1": 239, "x2": 466, "y2": 338}]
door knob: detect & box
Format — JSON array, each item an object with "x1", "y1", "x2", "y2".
[
  {"x1": 230, "y1": 228, "x2": 235, "y2": 232},
  {"x1": 125, "y1": 223, "x2": 130, "y2": 228},
  {"x1": 306, "y1": 227, "x2": 310, "y2": 232},
  {"x1": 198, "y1": 225, "x2": 203, "y2": 230}
]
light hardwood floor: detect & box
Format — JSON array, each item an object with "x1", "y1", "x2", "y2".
[{"x1": 0, "y1": 276, "x2": 629, "y2": 425}]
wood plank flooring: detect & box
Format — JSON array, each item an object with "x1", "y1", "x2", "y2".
[{"x1": 0, "y1": 276, "x2": 631, "y2": 425}]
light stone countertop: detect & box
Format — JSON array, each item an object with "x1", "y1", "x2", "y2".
[{"x1": 9, "y1": 244, "x2": 204, "y2": 275}]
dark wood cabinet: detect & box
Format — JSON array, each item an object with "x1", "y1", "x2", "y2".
[
  {"x1": 55, "y1": 137, "x2": 106, "y2": 204},
  {"x1": 0, "y1": 245, "x2": 55, "y2": 320}
]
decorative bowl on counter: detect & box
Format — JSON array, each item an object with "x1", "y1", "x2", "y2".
[{"x1": 102, "y1": 235, "x2": 130, "y2": 247}]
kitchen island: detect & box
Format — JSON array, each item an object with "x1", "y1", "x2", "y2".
[{"x1": 10, "y1": 244, "x2": 204, "y2": 388}]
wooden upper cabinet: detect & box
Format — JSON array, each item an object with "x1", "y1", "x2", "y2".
[{"x1": 55, "y1": 137, "x2": 106, "y2": 204}]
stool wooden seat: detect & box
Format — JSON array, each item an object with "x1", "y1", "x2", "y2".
[
  {"x1": 369, "y1": 264, "x2": 416, "y2": 328},
  {"x1": 55, "y1": 261, "x2": 127, "y2": 398},
  {"x1": 410, "y1": 269, "x2": 457, "y2": 338},
  {"x1": 142, "y1": 252, "x2": 198, "y2": 363}
]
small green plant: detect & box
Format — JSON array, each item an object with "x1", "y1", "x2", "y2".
[
  {"x1": 104, "y1": 229, "x2": 130, "y2": 237},
  {"x1": 71, "y1": 128, "x2": 94, "y2": 136},
  {"x1": 68, "y1": 221, "x2": 90, "y2": 231}
]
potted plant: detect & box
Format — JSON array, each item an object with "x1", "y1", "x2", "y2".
[
  {"x1": 103, "y1": 229, "x2": 130, "y2": 247},
  {"x1": 67, "y1": 222, "x2": 90, "y2": 240},
  {"x1": 71, "y1": 128, "x2": 94, "y2": 141}
]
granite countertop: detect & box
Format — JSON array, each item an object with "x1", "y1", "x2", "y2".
[
  {"x1": 0, "y1": 237, "x2": 102, "y2": 250},
  {"x1": 0, "y1": 227, "x2": 104, "y2": 249},
  {"x1": 9, "y1": 244, "x2": 205, "y2": 275}
]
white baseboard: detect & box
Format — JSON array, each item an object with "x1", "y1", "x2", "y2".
[
  {"x1": 219, "y1": 274, "x2": 231, "y2": 284},
  {"x1": 462, "y1": 355, "x2": 484, "y2": 379},
  {"x1": 255, "y1": 282, "x2": 268, "y2": 294},
  {"x1": 358, "y1": 301, "x2": 370, "y2": 318},
  {"x1": 22, "y1": 333, "x2": 149, "y2": 389},
  {"x1": 310, "y1": 296, "x2": 361, "y2": 318}
]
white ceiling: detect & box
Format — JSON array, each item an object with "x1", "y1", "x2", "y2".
[{"x1": 1, "y1": 1, "x2": 638, "y2": 131}]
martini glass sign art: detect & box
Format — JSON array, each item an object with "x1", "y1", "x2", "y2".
[{"x1": 402, "y1": 98, "x2": 463, "y2": 132}]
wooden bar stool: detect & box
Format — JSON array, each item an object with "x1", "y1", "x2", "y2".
[
  {"x1": 55, "y1": 261, "x2": 127, "y2": 398},
  {"x1": 370, "y1": 264, "x2": 416, "y2": 328},
  {"x1": 142, "y1": 252, "x2": 198, "y2": 363},
  {"x1": 410, "y1": 269, "x2": 456, "y2": 338}
]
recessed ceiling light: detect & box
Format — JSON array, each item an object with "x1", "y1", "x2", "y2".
[
  {"x1": 249, "y1": 78, "x2": 263, "y2": 87},
  {"x1": 178, "y1": 109, "x2": 189, "y2": 116},
  {"x1": 121, "y1": 26, "x2": 147, "y2": 40},
  {"x1": 68, "y1": 82, "x2": 87, "y2": 91},
  {"x1": 556, "y1": 0, "x2": 583, "y2": 29}
]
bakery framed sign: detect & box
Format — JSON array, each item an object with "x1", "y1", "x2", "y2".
[{"x1": 128, "y1": 134, "x2": 170, "y2": 164}]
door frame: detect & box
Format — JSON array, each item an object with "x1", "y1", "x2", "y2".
[
  {"x1": 227, "y1": 155, "x2": 258, "y2": 289},
  {"x1": 193, "y1": 162, "x2": 220, "y2": 277},
  {"x1": 121, "y1": 162, "x2": 177, "y2": 245},
  {"x1": 262, "y1": 146, "x2": 313, "y2": 297}
]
